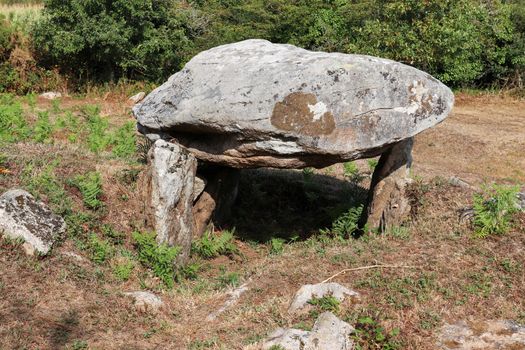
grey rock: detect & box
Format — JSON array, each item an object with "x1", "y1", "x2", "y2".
[
  {"x1": 193, "y1": 176, "x2": 207, "y2": 202},
  {"x1": 143, "y1": 140, "x2": 197, "y2": 265},
  {"x1": 261, "y1": 312, "x2": 354, "y2": 350},
  {"x1": 39, "y1": 91, "x2": 62, "y2": 100},
  {"x1": 289, "y1": 283, "x2": 360, "y2": 313},
  {"x1": 0, "y1": 189, "x2": 66, "y2": 255},
  {"x1": 449, "y1": 176, "x2": 472, "y2": 189},
  {"x1": 129, "y1": 91, "x2": 146, "y2": 104},
  {"x1": 124, "y1": 291, "x2": 163, "y2": 313},
  {"x1": 134, "y1": 39, "x2": 454, "y2": 169},
  {"x1": 517, "y1": 191, "x2": 525, "y2": 211},
  {"x1": 207, "y1": 281, "x2": 250, "y2": 321},
  {"x1": 437, "y1": 320, "x2": 525, "y2": 349}
]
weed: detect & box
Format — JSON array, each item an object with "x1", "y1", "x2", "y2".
[
  {"x1": 192, "y1": 229, "x2": 238, "y2": 259},
  {"x1": 269, "y1": 237, "x2": 286, "y2": 255},
  {"x1": 132, "y1": 231, "x2": 180, "y2": 289},
  {"x1": 268, "y1": 346, "x2": 286, "y2": 350},
  {"x1": 101, "y1": 224, "x2": 125, "y2": 245},
  {"x1": 82, "y1": 105, "x2": 110, "y2": 153},
  {"x1": 33, "y1": 111, "x2": 54, "y2": 143},
  {"x1": 65, "y1": 211, "x2": 94, "y2": 239},
  {"x1": 0, "y1": 94, "x2": 29, "y2": 142},
  {"x1": 189, "y1": 338, "x2": 219, "y2": 349},
  {"x1": 112, "y1": 256, "x2": 134, "y2": 281},
  {"x1": 329, "y1": 205, "x2": 363, "y2": 239},
  {"x1": 69, "y1": 172, "x2": 104, "y2": 210},
  {"x1": 176, "y1": 262, "x2": 201, "y2": 281},
  {"x1": 343, "y1": 161, "x2": 365, "y2": 183},
  {"x1": 67, "y1": 340, "x2": 88, "y2": 350},
  {"x1": 419, "y1": 310, "x2": 441, "y2": 330},
  {"x1": 352, "y1": 314, "x2": 401, "y2": 350},
  {"x1": 308, "y1": 295, "x2": 340, "y2": 317},
  {"x1": 472, "y1": 184, "x2": 520, "y2": 238},
  {"x1": 385, "y1": 226, "x2": 410, "y2": 240},
  {"x1": 215, "y1": 268, "x2": 240, "y2": 289},
  {"x1": 111, "y1": 121, "x2": 136, "y2": 159},
  {"x1": 136, "y1": 135, "x2": 154, "y2": 164},
  {"x1": 88, "y1": 233, "x2": 113, "y2": 264},
  {"x1": 367, "y1": 158, "x2": 379, "y2": 172}
]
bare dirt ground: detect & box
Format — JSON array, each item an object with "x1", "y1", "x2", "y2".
[{"x1": 0, "y1": 93, "x2": 524, "y2": 350}]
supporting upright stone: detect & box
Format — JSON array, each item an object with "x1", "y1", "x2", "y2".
[
  {"x1": 143, "y1": 140, "x2": 197, "y2": 265},
  {"x1": 361, "y1": 138, "x2": 414, "y2": 233}
]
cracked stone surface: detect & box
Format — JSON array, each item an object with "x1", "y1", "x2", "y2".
[
  {"x1": 437, "y1": 320, "x2": 525, "y2": 349},
  {"x1": 134, "y1": 39, "x2": 454, "y2": 169},
  {"x1": 124, "y1": 291, "x2": 163, "y2": 313},
  {"x1": 0, "y1": 189, "x2": 66, "y2": 255}
]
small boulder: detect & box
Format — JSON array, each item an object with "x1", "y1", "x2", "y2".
[
  {"x1": 517, "y1": 192, "x2": 525, "y2": 211},
  {"x1": 40, "y1": 91, "x2": 62, "y2": 100},
  {"x1": 124, "y1": 291, "x2": 163, "y2": 313},
  {"x1": 129, "y1": 92, "x2": 146, "y2": 104},
  {"x1": 448, "y1": 176, "x2": 472, "y2": 189},
  {"x1": 438, "y1": 320, "x2": 525, "y2": 349},
  {"x1": 261, "y1": 312, "x2": 355, "y2": 350},
  {"x1": 0, "y1": 189, "x2": 66, "y2": 255},
  {"x1": 289, "y1": 282, "x2": 359, "y2": 313}
]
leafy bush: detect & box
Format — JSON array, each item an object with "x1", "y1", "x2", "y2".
[
  {"x1": 0, "y1": 94, "x2": 29, "y2": 142},
  {"x1": 69, "y1": 171, "x2": 104, "y2": 210},
  {"x1": 32, "y1": 0, "x2": 195, "y2": 82},
  {"x1": 192, "y1": 229, "x2": 238, "y2": 259},
  {"x1": 110, "y1": 121, "x2": 136, "y2": 159},
  {"x1": 113, "y1": 256, "x2": 134, "y2": 281},
  {"x1": 33, "y1": 111, "x2": 54, "y2": 143},
  {"x1": 88, "y1": 233, "x2": 113, "y2": 264},
  {"x1": 329, "y1": 205, "x2": 364, "y2": 239},
  {"x1": 472, "y1": 184, "x2": 520, "y2": 238},
  {"x1": 132, "y1": 231, "x2": 180, "y2": 289}
]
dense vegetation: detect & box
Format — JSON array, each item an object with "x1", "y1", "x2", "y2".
[{"x1": 0, "y1": 0, "x2": 524, "y2": 91}]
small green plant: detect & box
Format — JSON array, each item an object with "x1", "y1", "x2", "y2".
[
  {"x1": 69, "y1": 172, "x2": 104, "y2": 210},
  {"x1": 268, "y1": 346, "x2": 286, "y2": 350},
  {"x1": 111, "y1": 121, "x2": 137, "y2": 159},
  {"x1": 33, "y1": 111, "x2": 54, "y2": 143},
  {"x1": 83, "y1": 105, "x2": 110, "y2": 153},
  {"x1": 330, "y1": 205, "x2": 363, "y2": 239},
  {"x1": 472, "y1": 184, "x2": 520, "y2": 238},
  {"x1": 343, "y1": 161, "x2": 365, "y2": 183},
  {"x1": 132, "y1": 231, "x2": 180, "y2": 289},
  {"x1": 101, "y1": 224, "x2": 125, "y2": 245},
  {"x1": 192, "y1": 229, "x2": 238, "y2": 259},
  {"x1": 269, "y1": 237, "x2": 286, "y2": 255},
  {"x1": 308, "y1": 295, "x2": 340, "y2": 317},
  {"x1": 0, "y1": 94, "x2": 29, "y2": 143},
  {"x1": 68, "y1": 340, "x2": 88, "y2": 350},
  {"x1": 215, "y1": 269, "x2": 240, "y2": 289},
  {"x1": 352, "y1": 314, "x2": 401, "y2": 350},
  {"x1": 176, "y1": 262, "x2": 201, "y2": 281},
  {"x1": 113, "y1": 257, "x2": 134, "y2": 281},
  {"x1": 385, "y1": 226, "x2": 410, "y2": 240},
  {"x1": 88, "y1": 233, "x2": 113, "y2": 264},
  {"x1": 367, "y1": 158, "x2": 379, "y2": 172}
]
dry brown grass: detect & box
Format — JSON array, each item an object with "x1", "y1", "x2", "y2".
[{"x1": 0, "y1": 93, "x2": 524, "y2": 349}]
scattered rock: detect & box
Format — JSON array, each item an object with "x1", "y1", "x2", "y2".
[
  {"x1": 289, "y1": 282, "x2": 359, "y2": 313},
  {"x1": 0, "y1": 189, "x2": 66, "y2": 255},
  {"x1": 206, "y1": 281, "x2": 250, "y2": 321},
  {"x1": 437, "y1": 320, "x2": 525, "y2": 349},
  {"x1": 449, "y1": 176, "x2": 472, "y2": 189},
  {"x1": 129, "y1": 91, "x2": 145, "y2": 104},
  {"x1": 260, "y1": 312, "x2": 355, "y2": 350},
  {"x1": 61, "y1": 251, "x2": 87, "y2": 263},
  {"x1": 193, "y1": 176, "x2": 207, "y2": 202},
  {"x1": 134, "y1": 39, "x2": 454, "y2": 169},
  {"x1": 39, "y1": 91, "x2": 62, "y2": 100},
  {"x1": 124, "y1": 291, "x2": 163, "y2": 313},
  {"x1": 142, "y1": 140, "x2": 197, "y2": 265}
]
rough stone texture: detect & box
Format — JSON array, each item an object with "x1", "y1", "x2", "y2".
[
  {"x1": 289, "y1": 283, "x2": 360, "y2": 313},
  {"x1": 360, "y1": 138, "x2": 413, "y2": 231},
  {"x1": 0, "y1": 189, "x2": 66, "y2": 255},
  {"x1": 124, "y1": 291, "x2": 163, "y2": 313},
  {"x1": 143, "y1": 140, "x2": 197, "y2": 265},
  {"x1": 517, "y1": 191, "x2": 525, "y2": 211},
  {"x1": 261, "y1": 312, "x2": 354, "y2": 350},
  {"x1": 206, "y1": 281, "x2": 250, "y2": 321},
  {"x1": 134, "y1": 39, "x2": 454, "y2": 169},
  {"x1": 437, "y1": 320, "x2": 525, "y2": 349}
]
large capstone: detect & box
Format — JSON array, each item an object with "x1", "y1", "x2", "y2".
[{"x1": 134, "y1": 39, "x2": 453, "y2": 169}]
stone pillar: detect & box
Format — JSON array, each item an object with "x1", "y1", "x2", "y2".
[
  {"x1": 192, "y1": 166, "x2": 240, "y2": 238},
  {"x1": 143, "y1": 140, "x2": 197, "y2": 265},
  {"x1": 361, "y1": 138, "x2": 413, "y2": 233}
]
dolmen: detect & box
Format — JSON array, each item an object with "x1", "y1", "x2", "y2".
[{"x1": 133, "y1": 39, "x2": 454, "y2": 264}]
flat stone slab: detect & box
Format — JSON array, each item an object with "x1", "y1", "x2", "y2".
[
  {"x1": 134, "y1": 39, "x2": 454, "y2": 169},
  {"x1": 438, "y1": 320, "x2": 525, "y2": 349},
  {"x1": 0, "y1": 189, "x2": 65, "y2": 255}
]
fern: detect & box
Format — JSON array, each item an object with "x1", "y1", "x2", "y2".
[
  {"x1": 70, "y1": 172, "x2": 104, "y2": 210},
  {"x1": 132, "y1": 231, "x2": 180, "y2": 289},
  {"x1": 473, "y1": 184, "x2": 519, "y2": 238},
  {"x1": 33, "y1": 111, "x2": 54, "y2": 143},
  {"x1": 83, "y1": 105, "x2": 110, "y2": 153},
  {"x1": 331, "y1": 205, "x2": 364, "y2": 238},
  {"x1": 111, "y1": 121, "x2": 136, "y2": 159},
  {"x1": 0, "y1": 94, "x2": 29, "y2": 143},
  {"x1": 192, "y1": 229, "x2": 238, "y2": 259},
  {"x1": 136, "y1": 135, "x2": 154, "y2": 164}
]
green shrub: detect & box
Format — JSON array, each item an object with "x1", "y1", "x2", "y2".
[
  {"x1": 472, "y1": 184, "x2": 520, "y2": 238},
  {"x1": 269, "y1": 237, "x2": 286, "y2": 255},
  {"x1": 330, "y1": 205, "x2": 363, "y2": 239},
  {"x1": 113, "y1": 257, "x2": 134, "y2": 281},
  {"x1": 69, "y1": 171, "x2": 104, "y2": 210},
  {"x1": 82, "y1": 105, "x2": 110, "y2": 153},
  {"x1": 132, "y1": 231, "x2": 180, "y2": 289},
  {"x1": 110, "y1": 121, "x2": 137, "y2": 159},
  {"x1": 191, "y1": 229, "x2": 238, "y2": 259},
  {"x1": 88, "y1": 233, "x2": 113, "y2": 264}
]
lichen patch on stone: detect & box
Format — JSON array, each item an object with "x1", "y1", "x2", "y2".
[{"x1": 271, "y1": 92, "x2": 335, "y2": 136}]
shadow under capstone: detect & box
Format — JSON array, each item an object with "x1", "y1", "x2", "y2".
[{"x1": 218, "y1": 168, "x2": 368, "y2": 243}]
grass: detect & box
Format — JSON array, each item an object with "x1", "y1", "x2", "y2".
[
  {"x1": 192, "y1": 229, "x2": 238, "y2": 259},
  {"x1": 0, "y1": 3, "x2": 42, "y2": 33}
]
